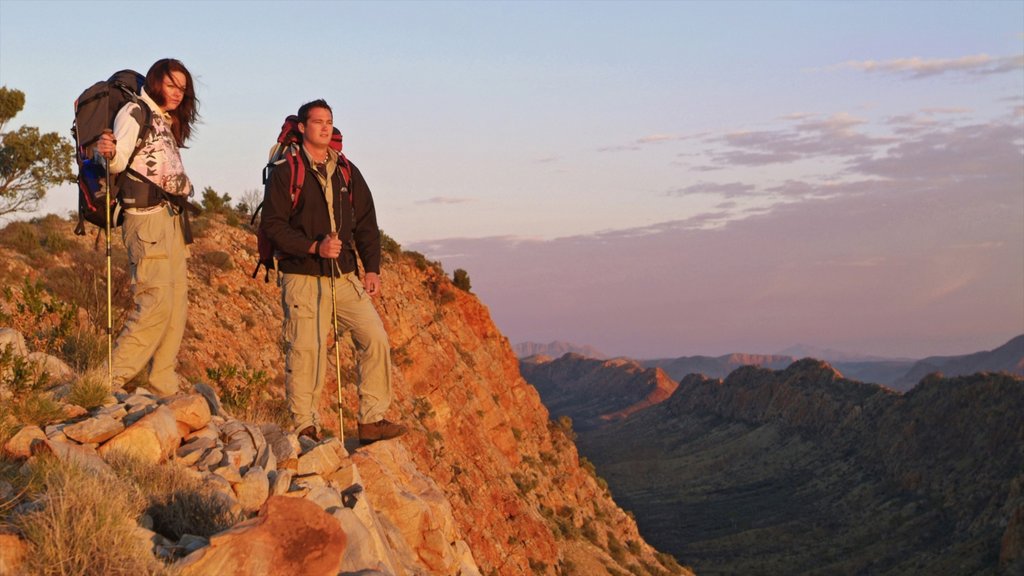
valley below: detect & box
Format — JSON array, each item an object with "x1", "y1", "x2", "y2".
[{"x1": 521, "y1": 352, "x2": 1024, "y2": 575}]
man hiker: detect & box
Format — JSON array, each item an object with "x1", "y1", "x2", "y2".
[
  {"x1": 95, "y1": 58, "x2": 200, "y2": 398},
  {"x1": 260, "y1": 99, "x2": 407, "y2": 445}
]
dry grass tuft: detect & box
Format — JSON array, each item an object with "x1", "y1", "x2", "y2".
[
  {"x1": 65, "y1": 369, "x2": 111, "y2": 410},
  {"x1": 107, "y1": 453, "x2": 240, "y2": 541},
  {"x1": 12, "y1": 455, "x2": 169, "y2": 576}
]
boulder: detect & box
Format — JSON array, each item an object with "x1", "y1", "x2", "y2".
[
  {"x1": 163, "y1": 394, "x2": 213, "y2": 432},
  {"x1": 26, "y1": 352, "x2": 74, "y2": 383},
  {"x1": 0, "y1": 531, "x2": 28, "y2": 576},
  {"x1": 98, "y1": 405, "x2": 181, "y2": 464},
  {"x1": 175, "y1": 496, "x2": 347, "y2": 576},
  {"x1": 3, "y1": 425, "x2": 46, "y2": 459}
]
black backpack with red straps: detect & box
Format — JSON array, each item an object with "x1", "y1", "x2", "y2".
[{"x1": 250, "y1": 115, "x2": 351, "y2": 281}]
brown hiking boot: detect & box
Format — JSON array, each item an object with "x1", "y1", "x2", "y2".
[
  {"x1": 297, "y1": 425, "x2": 322, "y2": 442},
  {"x1": 358, "y1": 419, "x2": 407, "y2": 445}
]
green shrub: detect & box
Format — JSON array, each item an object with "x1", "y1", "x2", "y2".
[
  {"x1": 453, "y1": 268, "x2": 472, "y2": 292},
  {"x1": 380, "y1": 231, "x2": 401, "y2": 256},
  {"x1": 42, "y1": 230, "x2": 68, "y2": 254},
  {"x1": 0, "y1": 221, "x2": 42, "y2": 257}
]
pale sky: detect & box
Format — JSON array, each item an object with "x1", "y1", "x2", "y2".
[{"x1": 1, "y1": 0, "x2": 1022, "y2": 359}]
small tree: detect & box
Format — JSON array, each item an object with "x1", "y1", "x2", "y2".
[
  {"x1": 200, "y1": 186, "x2": 232, "y2": 214},
  {"x1": 0, "y1": 87, "x2": 75, "y2": 218},
  {"x1": 453, "y1": 268, "x2": 472, "y2": 292}
]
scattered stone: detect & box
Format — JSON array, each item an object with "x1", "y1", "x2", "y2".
[
  {"x1": 234, "y1": 466, "x2": 270, "y2": 512},
  {"x1": 31, "y1": 438, "x2": 111, "y2": 475},
  {"x1": 297, "y1": 438, "x2": 344, "y2": 477},
  {"x1": 63, "y1": 414, "x2": 125, "y2": 444},
  {"x1": 61, "y1": 403, "x2": 89, "y2": 419},
  {"x1": 162, "y1": 393, "x2": 213, "y2": 432},
  {"x1": 98, "y1": 405, "x2": 181, "y2": 464},
  {"x1": 96, "y1": 403, "x2": 128, "y2": 419},
  {"x1": 261, "y1": 423, "x2": 298, "y2": 462},
  {"x1": 192, "y1": 381, "x2": 223, "y2": 416},
  {"x1": 176, "y1": 437, "x2": 216, "y2": 466},
  {"x1": 305, "y1": 486, "x2": 344, "y2": 512},
  {"x1": 185, "y1": 422, "x2": 220, "y2": 442},
  {"x1": 3, "y1": 425, "x2": 46, "y2": 459},
  {"x1": 198, "y1": 447, "x2": 225, "y2": 470},
  {"x1": 213, "y1": 465, "x2": 243, "y2": 484},
  {"x1": 269, "y1": 469, "x2": 293, "y2": 496}
]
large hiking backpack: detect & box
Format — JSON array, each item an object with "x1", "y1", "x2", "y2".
[
  {"x1": 251, "y1": 115, "x2": 351, "y2": 281},
  {"x1": 71, "y1": 70, "x2": 153, "y2": 236}
]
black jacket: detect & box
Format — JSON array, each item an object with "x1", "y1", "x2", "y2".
[{"x1": 260, "y1": 150, "x2": 381, "y2": 277}]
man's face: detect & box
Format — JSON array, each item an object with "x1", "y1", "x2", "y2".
[{"x1": 300, "y1": 107, "x2": 333, "y2": 149}]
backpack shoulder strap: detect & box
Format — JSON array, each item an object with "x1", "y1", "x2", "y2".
[
  {"x1": 113, "y1": 98, "x2": 154, "y2": 192},
  {"x1": 285, "y1": 145, "x2": 304, "y2": 209}
]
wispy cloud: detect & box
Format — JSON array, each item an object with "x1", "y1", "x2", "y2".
[
  {"x1": 666, "y1": 182, "x2": 757, "y2": 198},
  {"x1": 597, "y1": 144, "x2": 641, "y2": 153},
  {"x1": 636, "y1": 133, "x2": 680, "y2": 144},
  {"x1": 416, "y1": 196, "x2": 475, "y2": 205},
  {"x1": 706, "y1": 113, "x2": 889, "y2": 167},
  {"x1": 838, "y1": 54, "x2": 1024, "y2": 78},
  {"x1": 535, "y1": 156, "x2": 560, "y2": 164}
]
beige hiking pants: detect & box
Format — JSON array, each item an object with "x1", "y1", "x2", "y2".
[
  {"x1": 281, "y1": 272, "x2": 392, "y2": 432},
  {"x1": 110, "y1": 207, "x2": 189, "y2": 397}
]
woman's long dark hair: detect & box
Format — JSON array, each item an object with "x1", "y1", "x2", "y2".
[{"x1": 144, "y1": 58, "x2": 199, "y2": 146}]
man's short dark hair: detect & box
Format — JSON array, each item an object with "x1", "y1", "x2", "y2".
[{"x1": 298, "y1": 99, "x2": 332, "y2": 124}]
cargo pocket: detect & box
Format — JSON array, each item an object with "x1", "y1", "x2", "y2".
[
  {"x1": 124, "y1": 213, "x2": 169, "y2": 285},
  {"x1": 282, "y1": 277, "x2": 317, "y2": 351}
]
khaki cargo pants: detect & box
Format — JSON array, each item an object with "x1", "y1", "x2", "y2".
[
  {"x1": 281, "y1": 272, "x2": 392, "y2": 432},
  {"x1": 110, "y1": 207, "x2": 189, "y2": 397}
]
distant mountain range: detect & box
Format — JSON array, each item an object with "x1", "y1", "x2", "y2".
[
  {"x1": 519, "y1": 352, "x2": 1024, "y2": 575},
  {"x1": 513, "y1": 340, "x2": 607, "y2": 360},
  {"x1": 519, "y1": 335, "x2": 1024, "y2": 391}
]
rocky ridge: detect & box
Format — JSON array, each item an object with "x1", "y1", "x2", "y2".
[
  {"x1": 1, "y1": 325, "x2": 476, "y2": 574},
  {"x1": 0, "y1": 214, "x2": 688, "y2": 575}
]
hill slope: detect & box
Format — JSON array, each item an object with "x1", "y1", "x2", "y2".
[
  {"x1": 0, "y1": 214, "x2": 689, "y2": 576},
  {"x1": 894, "y1": 334, "x2": 1024, "y2": 390}
]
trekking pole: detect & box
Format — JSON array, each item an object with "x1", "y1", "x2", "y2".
[
  {"x1": 99, "y1": 132, "x2": 113, "y2": 390},
  {"x1": 328, "y1": 245, "x2": 344, "y2": 444}
]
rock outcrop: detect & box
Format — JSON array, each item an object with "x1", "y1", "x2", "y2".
[
  {"x1": 521, "y1": 354, "x2": 678, "y2": 429},
  {"x1": 1, "y1": 377, "x2": 479, "y2": 575}
]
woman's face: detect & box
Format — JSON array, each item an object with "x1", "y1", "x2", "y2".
[{"x1": 160, "y1": 71, "x2": 187, "y2": 111}]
